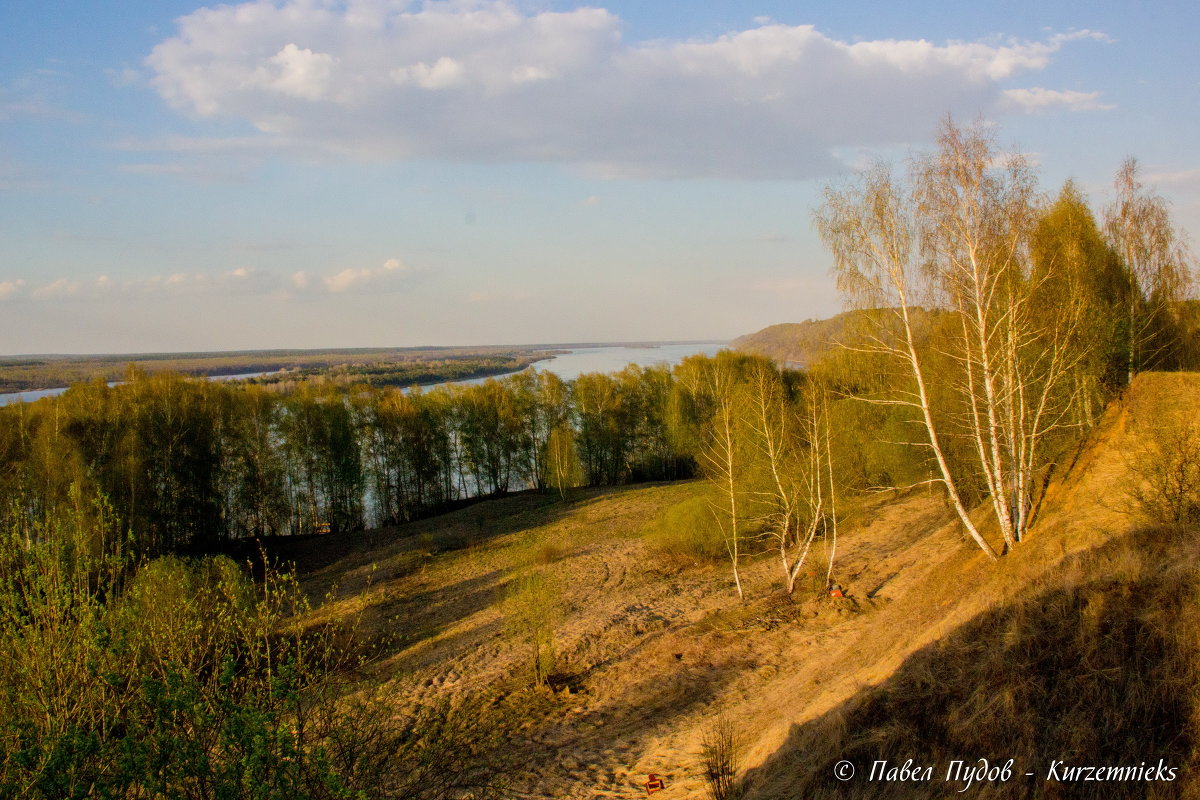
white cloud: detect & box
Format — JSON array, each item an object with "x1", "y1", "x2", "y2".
[
  {"x1": 31, "y1": 278, "x2": 81, "y2": 298},
  {"x1": 1001, "y1": 87, "x2": 1114, "y2": 113},
  {"x1": 392, "y1": 57, "x2": 466, "y2": 90},
  {"x1": 144, "y1": 2, "x2": 1110, "y2": 179},
  {"x1": 106, "y1": 67, "x2": 143, "y2": 88},
  {"x1": 0, "y1": 280, "x2": 26, "y2": 301},
  {"x1": 259, "y1": 43, "x2": 337, "y2": 101},
  {"x1": 323, "y1": 257, "x2": 413, "y2": 293},
  {"x1": 1144, "y1": 167, "x2": 1200, "y2": 191},
  {"x1": 0, "y1": 82, "x2": 86, "y2": 124},
  {"x1": 11, "y1": 259, "x2": 420, "y2": 303}
]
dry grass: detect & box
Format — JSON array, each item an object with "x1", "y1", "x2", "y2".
[
  {"x1": 743, "y1": 522, "x2": 1200, "y2": 799},
  {"x1": 1123, "y1": 373, "x2": 1200, "y2": 525}
]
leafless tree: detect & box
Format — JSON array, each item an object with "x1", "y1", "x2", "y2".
[{"x1": 1104, "y1": 157, "x2": 1196, "y2": 381}]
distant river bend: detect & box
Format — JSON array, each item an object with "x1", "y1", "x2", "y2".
[{"x1": 0, "y1": 344, "x2": 726, "y2": 406}]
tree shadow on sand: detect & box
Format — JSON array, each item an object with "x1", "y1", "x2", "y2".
[{"x1": 741, "y1": 524, "x2": 1200, "y2": 800}]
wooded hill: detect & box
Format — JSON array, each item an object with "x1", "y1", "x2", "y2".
[
  {"x1": 731, "y1": 308, "x2": 944, "y2": 367},
  {"x1": 735, "y1": 303, "x2": 1200, "y2": 373}
]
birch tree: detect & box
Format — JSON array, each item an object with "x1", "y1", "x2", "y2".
[
  {"x1": 917, "y1": 121, "x2": 1097, "y2": 547},
  {"x1": 814, "y1": 157, "x2": 999, "y2": 558},
  {"x1": 704, "y1": 368, "x2": 746, "y2": 600},
  {"x1": 742, "y1": 363, "x2": 829, "y2": 595},
  {"x1": 681, "y1": 353, "x2": 753, "y2": 599},
  {"x1": 1104, "y1": 158, "x2": 1196, "y2": 381},
  {"x1": 816, "y1": 118, "x2": 1098, "y2": 554}
]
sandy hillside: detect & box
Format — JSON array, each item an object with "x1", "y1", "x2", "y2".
[{"x1": 285, "y1": 372, "x2": 1195, "y2": 799}]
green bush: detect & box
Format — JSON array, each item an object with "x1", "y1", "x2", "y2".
[
  {"x1": 504, "y1": 570, "x2": 563, "y2": 687},
  {"x1": 642, "y1": 494, "x2": 727, "y2": 563},
  {"x1": 0, "y1": 489, "x2": 508, "y2": 799}
]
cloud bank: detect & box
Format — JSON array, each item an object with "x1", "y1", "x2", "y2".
[{"x1": 144, "y1": 1, "x2": 1111, "y2": 179}]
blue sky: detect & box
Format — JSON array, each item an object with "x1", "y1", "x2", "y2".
[{"x1": 1, "y1": 0, "x2": 1197, "y2": 354}]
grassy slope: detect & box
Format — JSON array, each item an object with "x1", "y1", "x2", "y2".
[{"x1": 289, "y1": 372, "x2": 1200, "y2": 799}]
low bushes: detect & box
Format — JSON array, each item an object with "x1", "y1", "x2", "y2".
[
  {"x1": 642, "y1": 494, "x2": 728, "y2": 563},
  {"x1": 0, "y1": 491, "x2": 506, "y2": 799}
]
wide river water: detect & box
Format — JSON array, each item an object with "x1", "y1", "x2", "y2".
[
  {"x1": 0, "y1": 343, "x2": 727, "y2": 406},
  {"x1": 408, "y1": 341, "x2": 726, "y2": 393}
]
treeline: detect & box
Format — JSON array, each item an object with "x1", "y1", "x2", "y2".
[
  {"x1": 247, "y1": 352, "x2": 551, "y2": 390},
  {"x1": 0, "y1": 346, "x2": 554, "y2": 393},
  {"x1": 0, "y1": 360, "x2": 751, "y2": 557}
]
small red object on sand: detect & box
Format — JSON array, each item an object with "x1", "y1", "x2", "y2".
[{"x1": 646, "y1": 773, "x2": 666, "y2": 794}]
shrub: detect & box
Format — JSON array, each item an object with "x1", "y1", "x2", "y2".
[
  {"x1": 642, "y1": 495, "x2": 727, "y2": 563},
  {"x1": 702, "y1": 715, "x2": 742, "y2": 800},
  {"x1": 0, "y1": 490, "x2": 509, "y2": 799},
  {"x1": 1127, "y1": 405, "x2": 1200, "y2": 525},
  {"x1": 503, "y1": 570, "x2": 563, "y2": 687}
]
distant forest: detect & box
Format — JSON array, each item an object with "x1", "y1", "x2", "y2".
[
  {"x1": 0, "y1": 346, "x2": 557, "y2": 393},
  {"x1": 736, "y1": 303, "x2": 1200, "y2": 371}
]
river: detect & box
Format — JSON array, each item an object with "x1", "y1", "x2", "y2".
[
  {"x1": 0, "y1": 370, "x2": 281, "y2": 407},
  {"x1": 407, "y1": 342, "x2": 725, "y2": 393},
  {"x1": 0, "y1": 343, "x2": 727, "y2": 406}
]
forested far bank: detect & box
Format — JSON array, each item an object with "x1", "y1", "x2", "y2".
[{"x1": 0, "y1": 346, "x2": 559, "y2": 394}]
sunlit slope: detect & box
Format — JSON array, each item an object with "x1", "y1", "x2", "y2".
[
  {"x1": 742, "y1": 371, "x2": 1200, "y2": 799},
  {"x1": 290, "y1": 373, "x2": 1199, "y2": 799}
]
